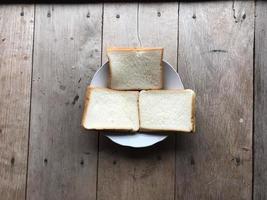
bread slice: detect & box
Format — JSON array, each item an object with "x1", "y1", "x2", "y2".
[
  {"x1": 107, "y1": 47, "x2": 163, "y2": 90},
  {"x1": 139, "y1": 89, "x2": 196, "y2": 132},
  {"x1": 82, "y1": 87, "x2": 139, "y2": 132}
]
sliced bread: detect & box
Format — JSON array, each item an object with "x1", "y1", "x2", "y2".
[
  {"x1": 107, "y1": 47, "x2": 163, "y2": 90},
  {"x1": 82, "y1": 87, "x2": 139, "y2": 132},
  {"x1": 139, "y1": 89, "x2": 196, "y2": 132}
]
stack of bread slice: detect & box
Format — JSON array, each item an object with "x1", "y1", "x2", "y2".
[{"x1": 82, "y1": 48, "x2": 195, "y2": 133}]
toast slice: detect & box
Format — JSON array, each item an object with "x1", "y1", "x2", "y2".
[
  {"x1": 107, "y1": 47, "x2": 163, "y2": 90},
  {"x1": 139, "y1": 89, "x2": 196, "y2": 132},
  {"x1": 82, "y1": 87, "x2": 139, "y2": 132}
]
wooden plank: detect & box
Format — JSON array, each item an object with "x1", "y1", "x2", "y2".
[
  {"x1": 176, "y1": 1, "x2": 254, "y2": 199},
  {"x1": 254, "y1": 1, "x2": 267, "y2": 199},
  {"x1": 98, "y1": 3, "x2": 178, "y2": 200},
  {"x1": 26, "y1": 5, "x2": 102, "y2": 200},
  {"x1": 0, "y1": 5, "x2": 34, "y2": 200}
]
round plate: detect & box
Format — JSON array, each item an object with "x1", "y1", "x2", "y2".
[{"x1": 90, "y1": 61, "x2": 184, "y2": 148}]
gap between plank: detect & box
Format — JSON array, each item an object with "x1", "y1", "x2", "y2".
[
  {"x1": 96, "y1": 3, "x2": 104, "y2": 200},
  {"x1": 174, "y1": 2, "x2": 180, "y2": 200},
  {"x1": 25, "y1": 4, "x2": 36, "y2": 200},
  {"x1": 252, "y1": 0, "x2": 256, "y2": 199},
  {"x1": 173, "y1": 1, "x2": 180, "y2": 200}
]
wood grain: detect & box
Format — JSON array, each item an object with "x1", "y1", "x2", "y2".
[
  {"x1": 98, "y1": 3, "x2": 178, "y2": 200},
  {"x1": 176, "y1": 1, "x2": 254, "y2": 199},
  {"x1": 26, "y1": 5, "x2": 102, "y2": 200},
  {"x1": 254, "y1": 1, "x2": 267, "y2": 199},
  {"x1": 0, "y1": 5, "x2": 34, "y2": 200}
]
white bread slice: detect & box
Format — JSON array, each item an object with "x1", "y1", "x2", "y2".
[
  {"x1": 107, "y1": 47, "x2": 163, "y2": 90},
  {"x1": 139, "y1": 89, "x2": 196, "y2": 132},
  {"x1": 82, "y1": 87, "x2": 139, "y2": 132}
]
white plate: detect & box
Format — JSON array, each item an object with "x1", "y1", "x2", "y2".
[{"x1": 90, "y1": 61, "x2": 184, "y2": 148}]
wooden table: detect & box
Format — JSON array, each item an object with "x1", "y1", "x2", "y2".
[{"x1": 0, "y1": 1, "x2": 266, "y2": 200}]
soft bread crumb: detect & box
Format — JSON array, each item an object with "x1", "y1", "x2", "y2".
[
  {"x1": 82, "y1": 87, "x2": 139, "y2": 132},
  {"x1": 139, "y1": 89, "x2": 196, "y2": 132},
  {"x1": 107, "y1": 48, "x2": 163, "y2": 90}
]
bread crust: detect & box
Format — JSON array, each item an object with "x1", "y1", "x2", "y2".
[
  {"x1": 191, "y1": 90, "x2": 196, "y2": 132},
  {"x1": 107, "y1": 47, "x2": 163, "y2": 52},
  {"x1": 81, "y1": 85, "x2": 92, "y2": 129},
  {"x1": 140, "y1": 89, "x2": 191, "y2": 93},
  {"x1": 85, "y1": 128, "x2": 137, "y2": 132},
  {"x1": 81, "y1": 87, "x2": 139, "y2": 132},
  {"x1": 107, "y1": 47, "x2": 164, "y2": 90},
  {"x1": 139, "y1": 127, "x2": 193, "y2": 133}
]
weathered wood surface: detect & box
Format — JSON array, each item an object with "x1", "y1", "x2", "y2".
[
  {"x1": 2, "y1": 1, "x2": 267, "y2": 199},
  {"x1": 254, "y1": 1, "x2": 267, "y2": 199},
  {"x1": 176, "y1": 1, "x2": 254, "y2": 199},
  {"x1": 26, "y1": 5, "x2": 102, "y2": 200},
  {"x1": 98, "y1": 3, "x2": 178, "y2": 200},
  {"x1": 0, "y1": 5, "x2": 34, "y2": 200}
]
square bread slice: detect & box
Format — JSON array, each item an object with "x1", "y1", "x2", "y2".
[
  {"x1": 139, "y1": 89, "x2": 196, "y2": 132},
  {"x1": 107, "y1": 47, "x2": 163, "y2": 90},
  {"x1": 82, "y1": 87, "x2": 139, "y2": 132}
]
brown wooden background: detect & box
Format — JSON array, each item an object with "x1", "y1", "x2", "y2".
[{"x1": 0, "y1": 1, "x2": 266, "y2": 200}]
